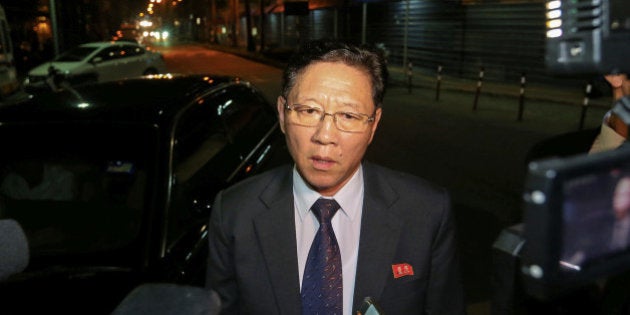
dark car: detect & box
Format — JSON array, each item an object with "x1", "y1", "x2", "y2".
[{"x1": 0, "y1": 74, "x2": 283, "y2": 314}]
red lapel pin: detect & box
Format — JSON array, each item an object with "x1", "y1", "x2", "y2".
[{"x1": 392, "y1": 263, "x2": 414, "y2": 278}]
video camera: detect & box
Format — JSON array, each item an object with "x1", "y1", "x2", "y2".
[
  {"x1": 520, "y1": 0, "x2": 630, "y2": 299},
  {"x1": 545, "y1": 0, "x2": 630, "y2": 76},
  {"x1": 521, "y1": 144, "x2": 630, "y2": 299}
]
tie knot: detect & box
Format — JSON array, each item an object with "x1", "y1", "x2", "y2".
[{"x1": 311, "y1": 198, "x2": 340, "y2": 224}]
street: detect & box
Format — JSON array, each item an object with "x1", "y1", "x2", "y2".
[{"x1": 157, "y1": 43, "x2": 611, "y2": 311}]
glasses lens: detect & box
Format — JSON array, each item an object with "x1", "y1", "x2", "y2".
[
  {"x1": 291, "y1": 105, "x2": 322, "y2": 126},
  {"x1": 335, "y1": 112, "x2": 367, "y2": 132},
  {"x1": 288, "y1": 104, "x2": 370, "y2": 132}
]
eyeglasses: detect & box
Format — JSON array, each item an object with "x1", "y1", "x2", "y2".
[{"x1": 284, "y1": 103, "x2": 376, "y2": 132}]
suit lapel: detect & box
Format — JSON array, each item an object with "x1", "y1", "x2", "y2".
[
  {"x1": 253, "y1": 167, "x2": 302, "y2": 314},
  {"x1": 353, "y1": 163, "x2": 404, "y2": 311}
]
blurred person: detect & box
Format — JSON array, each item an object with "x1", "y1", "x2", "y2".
[
  {"x1": 206, "y1": 39, "x2": 465, "y2": 314},
  {"x1": 589, "y1": 74, "x2": 630, "y2": 154},
  {"x1": 523, "y1": 73, "x2": 630, "y2": 162}
]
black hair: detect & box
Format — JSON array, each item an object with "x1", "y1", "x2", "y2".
[{"x1": 281, "y1": 38, "x2": 389, "y2": 108}]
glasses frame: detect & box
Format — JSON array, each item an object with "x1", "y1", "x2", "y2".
[{"x1": 284, "y1": 102, "x2": 376, "y2": 132}]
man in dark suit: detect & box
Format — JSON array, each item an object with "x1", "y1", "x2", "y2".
[{"x1": 206, "y1": 39, "x2": 465, "y2": 314}]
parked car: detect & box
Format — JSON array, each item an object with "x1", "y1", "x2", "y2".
[
  {"x1": 22, "y1": 41, "x2": 167, "y2": 91},
  {"x1": 0, "y1": 74, "x2": 283, "y2": 314}
]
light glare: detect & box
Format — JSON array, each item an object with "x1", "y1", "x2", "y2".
[
  {"x1": 547, "y1": 9, "x2": 561, "y2": 19},
  {"x1": 547, "y1": 19, "x2": 562, "y2": 29},
  {"x1": 547, "y1": 29, "x2": 563, "y2": 38},
  {"x1": 546, "y1": 0, "x2": 561, "y2": 10}
]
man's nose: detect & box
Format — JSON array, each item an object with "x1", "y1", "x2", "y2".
[{"x1": 312, "y1": 113, "x2": 339, "y2": 143}]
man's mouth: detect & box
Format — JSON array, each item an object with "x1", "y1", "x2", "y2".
[{"x1": 311, "y1": 155, "x2": 335, "y2": 169}]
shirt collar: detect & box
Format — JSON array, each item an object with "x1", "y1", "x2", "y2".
[{"x1": 293, "y1": 164, "x2": 364, "y2": 222}]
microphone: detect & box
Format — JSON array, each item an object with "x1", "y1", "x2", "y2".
[
  {"x1": 0, "y1": 219, "x2": 29, "y2": 281},
  {"x1": 111, "y1": 283, "x2": 221, "y2": 315}
]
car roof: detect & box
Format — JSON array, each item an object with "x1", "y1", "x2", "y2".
[
  {"x1": 0, "y1": 74, "x2": 254, "y2": 127},
  {"x1": 79, "y1": 41, "x2": 138, "y2": 48}
]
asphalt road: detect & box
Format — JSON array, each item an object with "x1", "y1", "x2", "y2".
[{"x1": 158, "y1": 43, "x2": 612, "y2": 313}]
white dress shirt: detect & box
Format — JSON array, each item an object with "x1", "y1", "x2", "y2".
[{"x1": 293, "y1": 165, "x2": 364, "y2": 315}]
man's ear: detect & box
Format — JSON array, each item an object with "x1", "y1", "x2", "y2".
[
  {"x1": 277, "y1": 96, "x2": 286, "y2": 134},
  {"x1": 367, "y1": 107, "x2": 382, "y2": 144}
]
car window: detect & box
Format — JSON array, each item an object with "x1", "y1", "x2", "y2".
[
  {"x1": 165, "y1": 86, "x2": 276, "y2": 248},
  {"x1": 220, "y1": 85, "x2": 276, "y2": 158},
  {"x1": 96, "y1": 46, "x2": 123, "y2": 61},
  {"x1": 168, "y1": 97, "x2": 231, "y2": 246},
  {"x1": 55, "y1": 46, "x2": 99, "y2": 62},
  {"x1": 172, "y1": 100, "x2": 228, "y2": 175},
  {"x1": 122, "y1": 44, "x2": 145, "y2": 57},
  {"x1": 0, "y1": 123, "x2": 156, "y2": 255}
]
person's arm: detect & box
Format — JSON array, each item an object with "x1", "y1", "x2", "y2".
[
  {"x1": 206, "y1": 190, "x2": 239, "y2": 314},
  {"x1": 425, "y1": 191, "x2": 466, "y2": 315}
]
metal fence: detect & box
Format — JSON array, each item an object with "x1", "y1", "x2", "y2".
[{"x1": 240, "y1": 0, "x2": 590, "y2": 90}]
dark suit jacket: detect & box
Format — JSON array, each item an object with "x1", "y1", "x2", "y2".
[{"x1": 206, "y1": 162, "x2": 465, "y2": 314}]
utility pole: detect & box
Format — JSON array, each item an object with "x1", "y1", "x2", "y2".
[
  {"x1": 245, "y1": 0, "x2": 255, "y2": 51},
  {"x1": 211, "y1": 0, "x2": 218, "y2": 43},
  {"x1": 259, "y1": 0, "x2": 266, "y2": 51},
  {"x1": 403, "y1": 0, "x2": 409, "y2": 69},
  {"x1": 361, "y1": 2, "x2": 366, "y2": 44},
  {"x1": 50, "y1": 0, "x2": 60, "y2": 57},
  {"x1": 232, "y1": 0, "x2": 238, "y2": 47}
]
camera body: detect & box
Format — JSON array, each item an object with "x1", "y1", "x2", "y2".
[
  {"x1": 545, "y1": 0, "x2": 630, "y2": 75},
  {"x1": 521, "y1": 146, "x2": 630, "y2": 299}
]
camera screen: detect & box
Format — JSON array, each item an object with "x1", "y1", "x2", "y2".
[
  {"x1": 522, "y1": 145, "x2": 630, "y2": 298},
  {"x1": 560, "y1": 166, "x2": 630, "y2": 272}
]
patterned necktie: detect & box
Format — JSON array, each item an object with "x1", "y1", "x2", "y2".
[{"x1": 301, "y1": 198, "x2": 343, "y2": 315}]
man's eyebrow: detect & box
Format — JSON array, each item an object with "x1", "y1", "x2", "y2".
[
  {"x1": 340, "y1": 102, "x2": 361, "y2": 110},
  {"x1": 293, "y1": 98, "x2": 321, "y2": 105},
  {"x1": 293, "y1": 99, "x2": 364, "y2": 110}
]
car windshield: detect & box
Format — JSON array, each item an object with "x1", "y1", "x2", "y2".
[
  {"x1": 55, "y1": 46, "x2": 99, "y2": 62},
  {"x1": 0, "y1": 123, "x2": 157, "y2": 257}
]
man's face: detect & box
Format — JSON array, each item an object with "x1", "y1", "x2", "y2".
[{"x1": 277, "y1": 61, "x2": 382, "y2": 196}]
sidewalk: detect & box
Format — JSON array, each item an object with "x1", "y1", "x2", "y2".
[
  {"x1": 203, "y1": 42, "x2": 614, "y2": 112},
  {"x1": 387, "y1": 66, "x2": 612, "y2": 109}
]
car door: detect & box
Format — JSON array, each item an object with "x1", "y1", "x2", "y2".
[
  {"x1": 163, "y1": 94, "x2": 233, "y2": 284},
  {"x1": 92, "y1": 45, "x2": 125, "y2": 82},
  {"x1": 120, "y1": 44, "x2": 148, "y2": 78},
  {"x1": 162, "y1": 84, "x2": 278, "y2": 284},
  {"x1": 217, "y1": 85, "x2": 280, "y2": 183}
]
